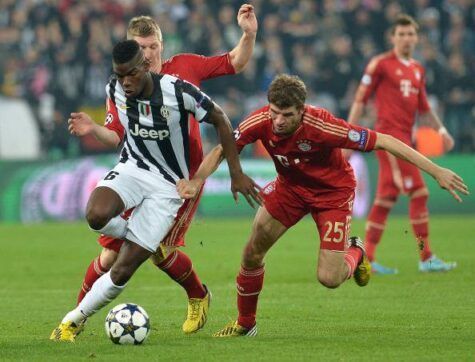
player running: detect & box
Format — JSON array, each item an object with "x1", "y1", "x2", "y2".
[
  {"x1": 347, "y1": 14, "x2": 456, "y2": 274},
  {"x1": 51, "y1": 40, "x2": 261, "y2": 342},
  {"x1": 178, "y1": 74, "x2": 468, "y2": 337},
  {"x1": 66, "y1": 5, "x2": 257, "y2": 334}
]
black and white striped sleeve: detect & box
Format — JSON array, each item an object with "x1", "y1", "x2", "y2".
[{"x1": 174, "y1": 79, "x2": 214, "y2": 122}]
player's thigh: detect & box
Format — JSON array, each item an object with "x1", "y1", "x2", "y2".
[
  {"x1": 261, "y1": 179, "x2": 308, "y2": 229},
  {"x1": 95, "y1": 165, "x2": 145, "y2": 211},
  {"x1": 397, "y1": 159, "x2": 426, "y2": 193},
  {"x1": 127, "y1": 194, "x2": 184, "y2": 253},
  {"x1": 312, "y1": 207, "x2": 352, "y2": 252},
  {"x1": 375, "y1": 150, "x2": 400, "y2": 198},
  {"x1": 161, "y1": 187, "x2": 203, "y2": 247},
  {"x1": 248, "y1": 206, "x2": 288, "y2": 253}
]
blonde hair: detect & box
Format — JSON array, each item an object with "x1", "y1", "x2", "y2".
[
  {"x1": 268, "y1": 74, "x2": 307, "y2": 110},
  {"x1": 127, "y1": 16, "x2": 163, "y2": 41}
]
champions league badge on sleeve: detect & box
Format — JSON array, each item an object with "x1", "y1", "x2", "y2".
[{"x1": 348, "y1": 129, "x2": 361, "y2": 142}]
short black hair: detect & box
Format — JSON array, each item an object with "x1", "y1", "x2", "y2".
[{"x1": 112, "y1": 40, "x2": 140, "y2": 64}]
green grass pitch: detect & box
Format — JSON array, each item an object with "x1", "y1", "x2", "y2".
[{"x1": 0, "y1": 215, "x2": 474, "y2": 361}]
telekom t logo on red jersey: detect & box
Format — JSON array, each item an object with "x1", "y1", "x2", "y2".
[{"x1": 400, "y1": 79, "x2": 419, "y2": 97}]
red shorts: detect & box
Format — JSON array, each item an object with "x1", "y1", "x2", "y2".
[
  {"x1": 261, "y1": 179, "x2": 354, "y2": 251},
  {"x1": 98, "y1": 188, "x2": 203, "y2": 253},
  {"x1": 375, "y1": 150, "x2": 425, "y2": 198}
]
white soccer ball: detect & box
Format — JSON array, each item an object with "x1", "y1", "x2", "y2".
[{"x1": 105, "y1": 303, "x2": 150, "y2": 345}]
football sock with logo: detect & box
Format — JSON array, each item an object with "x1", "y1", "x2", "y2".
[
  {"x1": 345, "y1": 246, "x2": 363, "y2": 279},
  {"x1": 236, "y1": 265, "x2": 265, "y2": 329},
  {"x1": 77, "y1": 256, "x2": 109, "y2": 305},
  {"x1": 63, "y1": 271, "x2": 125, "y2": 325},
  {"x1": 95, "y1": 216, "x2": 128, "y2": 240},
  {"x1": 409, "y1": 194, "x2": 432, "y2": 261},
  {"x1": 156, "y1": 250, "x2": 206, "y2": 299},
  {"x1": 365, "y1": 198, "x2": 394, "y2": 261}
]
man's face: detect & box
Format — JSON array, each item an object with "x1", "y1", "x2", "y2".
[
  {"x1": 133, "y1": 35, "x2": 162, "y2": 72},
  {"x1": 269, "y1": 104, "x2": 303, "y2": 136},
  {"x1": 391, "y1": 25, "x2": 418, "y2": 57},
  {"x1": 113, "y1": 53, "x2": 149, "y2": 98}
]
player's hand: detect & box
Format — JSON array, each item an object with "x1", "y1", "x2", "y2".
[
  {"x1": 434, "y1": 167, "x2": 469, "y2": 202},
  {"x1": 441, "y1": 131, "x2": 455, "y2": 152},
  {"x1": 342, "y1": 149, "x2": 353, "y2": 160},
  {"x1": 237, "y1": 4, "x2": 257, "y2": 35},
  {"x1": 177, "y1": 179, "x2": 203, "y2": 199},
  {"x1": 230, "y1": 171, "x2": 263, "y2": 208},
  {"x1": 68, "y1": 112, "x2": 95, "y2": 136}
]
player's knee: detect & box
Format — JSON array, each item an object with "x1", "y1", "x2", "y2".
[
  {"x1": 100, "y1": 249, "x2": 118, "y2": 269},
  {"x1": 317, "y1": 270, "x2": 343, "y2": 289},
  {"x1": 86, "y1": 204, "x2": 113, "y2": 230},
  {"x1": 242, "y1": 243, "x2": 264, "y2": 268}
]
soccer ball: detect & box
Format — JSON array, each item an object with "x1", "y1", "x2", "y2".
[{"x1": 105, "y1": 303, "x2": 150, "y2": 345}]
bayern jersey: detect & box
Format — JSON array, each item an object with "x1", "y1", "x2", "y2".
[
  {"x1": 235, "y1": 105, "x2": 377, "y2": 197},
  {"x1": 357, "y1": 51, "x2": 430, "y2": 144},
  {"x1": 105, "y1": 73, "x2": 214, "y2": 184}
]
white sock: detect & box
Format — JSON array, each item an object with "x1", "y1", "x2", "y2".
[
  {"x1": 93, "y1": 216, "x2": 128, "y2": 239},
  {"x1": 62, "y1": 272, "x2": 125, "y2": 324}
]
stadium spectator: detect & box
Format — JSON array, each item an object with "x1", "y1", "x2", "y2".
[{"x1": 1, "y1": 0, "x2": 475, "y2": 155}]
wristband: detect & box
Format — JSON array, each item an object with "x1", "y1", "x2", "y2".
[{"x1": 438, "y1": 127, "x2": 448, "y2": 135}]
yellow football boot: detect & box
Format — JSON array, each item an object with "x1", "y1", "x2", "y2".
[
  {"x1": 49, "y1": 320, "x2": 85, "y2": 342},
  {"x1": 213, "y1": 320, "x2": 257, "y2": 337},
  {"x1": 350, "y1": 236, "x2": 371, "y2": 287},
  {"x1": 182, "y1": 285, "x2": 211, "y2": 334}
]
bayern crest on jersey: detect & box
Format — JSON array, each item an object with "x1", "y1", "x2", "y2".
[{"x1": 297, "y1": 139, "x2": 312, "y2": 152}]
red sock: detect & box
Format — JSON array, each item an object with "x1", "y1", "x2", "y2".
[
  {"x1": 345, "y1": 246, "x2": 363, "y2": 279},
  {"x1": 157, "y1": 250, "x2": 206, "y2": 299},
  {"x1": 236, "y1": 265, "x2": 264, "y2": 329},
  {"x1": 77, "y1": 256, "x2": 109, "y2": 305},
  {"x1": 365, "y1": 198, "x2": 394, "y2": 261},
  {"x1": 409, "y1": 193, "x2": 432, "y2": 261}
]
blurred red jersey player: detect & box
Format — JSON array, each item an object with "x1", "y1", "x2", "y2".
[
  {"x1": 348, "y1": 14, "x2": 456, "y2": 274},
  {"x1": 67, "y1": 5, "x2": 258, "y2": 334}
]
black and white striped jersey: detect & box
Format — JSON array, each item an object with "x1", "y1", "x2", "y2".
[{"x1": 105, "y1": 73, "x2": 214, "y2": 184}]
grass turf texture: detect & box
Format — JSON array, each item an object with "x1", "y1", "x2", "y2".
[{"x1": 0, "y1": 216, "x2": 474, "y2": 361}]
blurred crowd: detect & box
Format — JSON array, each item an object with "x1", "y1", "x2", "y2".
[{"x1": 1, "y1": 0, "x2": 474, "y2": 157}]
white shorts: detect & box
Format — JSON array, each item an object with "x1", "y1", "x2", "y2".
[{"x1": 96, "y1": 162, "x2": 184, "y2": 252}]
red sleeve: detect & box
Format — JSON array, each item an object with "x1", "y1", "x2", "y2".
[
  {"x1": 355, "y1": 56, "x2": 384, "y2": 104},
  {"x1": 234, "y1": 109, "x2": 267, "y2": 153},
  {"x1": 104, "y1": 97, "x2": 124, "y2": 141},
  {"x1": 180, "y1": 53, "x2": 236, "y2": 81},
  {"x1": 306, "y1": 109, "x2": 377, "y2": 152},
  {"x1": 418, "y1": 68, "x2": 431, "y2": 113}
]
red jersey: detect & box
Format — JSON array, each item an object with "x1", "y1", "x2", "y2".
[
  {"x1": 356, "y1": 50, "x2": 430, "y2": 144},
  {"x1": 235, "y1": 105, "x2": 377, "y2": 202},
  {"x1": 105, "y1": 53, "x2": 235, "y2": 177}
]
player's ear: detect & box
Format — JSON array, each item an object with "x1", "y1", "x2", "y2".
[{"x1": 143, "y1": 58, "x2": 151, "y2": 72}]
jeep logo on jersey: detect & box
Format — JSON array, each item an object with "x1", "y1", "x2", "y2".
[{"x1": 130, "y1": 124, "x2": 170, "y2": 140}]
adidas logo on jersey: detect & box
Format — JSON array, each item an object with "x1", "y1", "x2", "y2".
[{"x1": 130, "y1": 124, "x2": 170, "y2": 140}]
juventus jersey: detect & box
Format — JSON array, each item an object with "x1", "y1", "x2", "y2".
[{"x1": 105, "y1": 73, "x2": 214, "y2": 184}]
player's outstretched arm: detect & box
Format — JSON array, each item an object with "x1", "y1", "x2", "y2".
[
  {"x1": 228, "y1": 4, "x2": 257, "y2": 73},
  {"x1": 68, "y1": 112, "x2": 120, "y2": 148},
  {"x1": 177, "y1": 145, "x2": 224, "y2": 199},
  {"x1": 206, "y1": 103, "x2": 262, "y2": 207},
  {"x1": 374, "y1": 133, "x2": 469, "y2": 202}
]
